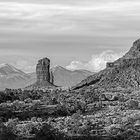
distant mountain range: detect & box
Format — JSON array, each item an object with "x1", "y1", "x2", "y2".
[
  {"x1": 51, "y1": 66, "x2": 93, "y2": 88},
  {"x1": 0, "y1": 64, "x2": 93, "y2": 90},
  {"x1": 0, "y1": 64, "x2": 35, "y2": 90}
]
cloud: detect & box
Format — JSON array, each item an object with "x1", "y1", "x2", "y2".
[
  {"x1": 1, "y1": 0, "x2": 140, "y2": 35},
  {"x1": 13, "y1": 60, "x2": 35, "y2": 73},
  {"x1": 6, "y1": 56, "x2": 39, "y2": 73},
  {"x1": 66, "y1": 50, "x2": 124, "y2": 72},
  {"x1": 0, "y1": 0, "x2": 139, "y2": 74}
]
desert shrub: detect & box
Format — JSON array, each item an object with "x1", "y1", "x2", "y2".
[
  {"x1": 24, "y1": 98, "x2": 32, "y2": 103},
  {"x1": 83, "y1": 90, "x2": 100, "y2": 103},
  {"x1": 31, "y1": 117, "x2": 37, "y2": 122},
  {"x1": 5, "y1": 118, "x2": 19, "y2": 132},
  {"x1": 4, "y1": 118, "x2": 44, "y2": 138},
  {"x1": 118, "y1": 129, "x2": 138, "y2": 140},
  {"x1": 105, "y1": 124, "x2": 122, "y2": 136},
  {"x1": 118, "y1": 94, "x2": 127, "y2": 102},
  {"x1": 125, "y1": 100, "x2": 139, "y2": 109},
  {"x1": 55, "y1": 104, "x2": 71, "y2": 116},
  {"x1": 0, "y1": 121, "x2": 16, "y2": 140},
  {"x1": 35, "y1": 123, "x2": 66, "y2": 140}
]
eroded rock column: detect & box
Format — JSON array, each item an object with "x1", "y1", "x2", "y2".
[{"x1": 36, "y1": 58, "x2": 50, "y2": 83}]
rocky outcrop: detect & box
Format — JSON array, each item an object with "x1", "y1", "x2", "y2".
[
  {"x1": 26, "y1": 58, "x2": 55, "y2": 89},
  {"x1": 36, "y1": 58, "x2": 51, "y2": 83},
  {"x1": 72, "y1": 38, "x2": 140, "y2": 90}
]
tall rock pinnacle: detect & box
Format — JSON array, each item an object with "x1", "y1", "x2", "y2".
[
  {"x1": 26, "y1": 57, "x2": 55, "y2": 89},
  {"x1": 36, "y1": 58, "x2": 51, "y2": 83}
]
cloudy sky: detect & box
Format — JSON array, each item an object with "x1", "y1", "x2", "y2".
[{"x1": 0, "y1": 0, "x2": 139, "y2": 72}]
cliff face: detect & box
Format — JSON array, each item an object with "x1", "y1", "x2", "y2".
[{"x1": 72, "y1": 39, "x2": 140, "y2": 90}]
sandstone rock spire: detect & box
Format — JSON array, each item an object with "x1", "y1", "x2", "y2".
[
  {"x1": 36, "y1": 58, "x2": 51, "y2": 83},
  {"x1": 26, "y1": 57, "x2": 55, "y2": 89}
]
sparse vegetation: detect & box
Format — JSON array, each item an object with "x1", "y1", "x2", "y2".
[{"x1": 0, "y1": 87, "x2": 140, "y2": 140}]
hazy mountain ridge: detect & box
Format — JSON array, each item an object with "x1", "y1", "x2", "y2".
[
  {"x1": 51, "y1": 65, "x2": 93, "y2": 88},
  {"x1": 0, "y1": 64, "x2": 93, "y2": 90},
  {"x1": 0, "y1": 64, "x2": 35, "y2": 90}
]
